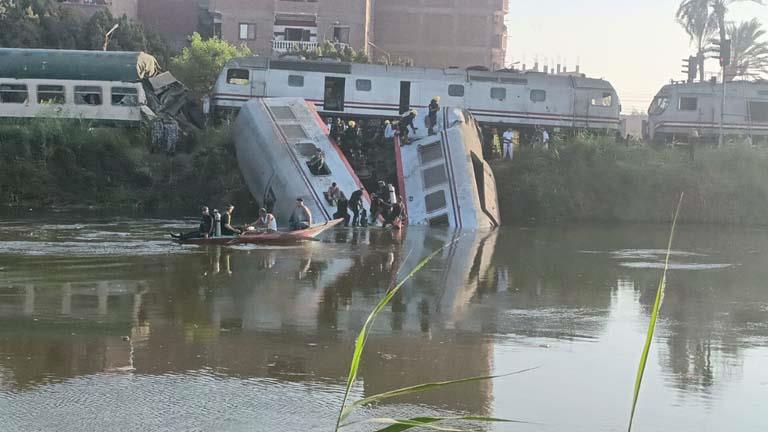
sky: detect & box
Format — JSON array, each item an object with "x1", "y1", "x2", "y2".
[{"x1": 505, "y1": 0, "x2": 768, "y2": 113}]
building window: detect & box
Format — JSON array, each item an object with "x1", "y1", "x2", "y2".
[
  {"x1": 490, "y1": 87, "x2": 506, "y2": 101},
  {"x1": 239, "y1": 23, "x2": 256, "y2": 40},
  {"x1": 226, "y1": 69, "x2": 250, "y2": 85},
  {"x1": 333, "y1": 26, "x2": 350, "y2": 44},
  {"x1": 530, "y1": 89, "x2": 546, "y2": 102},
  {"x1": 37, "y1": 85, "x2": 65, "y2": 104},
  {"x1": 285, "y1": 28, "x2": 311, "y2": 42},
  {"x1": 112, "y1": 87, "x2": 139, "y2": 106},
  {"x1": 0, "y1": 84, "x2": 28, "y2": 104},
  {"x1": 448, "y1": 84, "x2": 464, "y2": 97},
  {"x1": 678, "y1": 96, "x2": 698, "y2": 111},
  {"x1": 355, "y1": 79, "x2": 371, "y2": 92},
  {"x1": 591, "y1": 92, "x2": 613, "y2": 107},
  {"x1": 288, "y1": 75, "x2": 305, "y2": 87},
  {"x1": 74, "y1": 86, "x2": 102, "y2": 105}
]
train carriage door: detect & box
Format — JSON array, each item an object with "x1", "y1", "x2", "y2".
[
  {"x1": 324, "y1": 77, "x2": 345, "y2": 111},
  {"x1": 399, "y1": 81, "x2": 411, "y2": 114},
  {"x1": 250, "y1": 69, "x2": 266, "y2": 97}
]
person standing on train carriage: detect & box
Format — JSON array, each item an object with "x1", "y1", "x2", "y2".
[
  {"x1": 343, "y1": 120, "x2": 360, "y2": 154},
  {"x1": 399, "y1": 110, "x2": 418, "y2": 145},
  {"x1": 428, "y1": 96, "x2": 440, "y2": 135},
  {"x1": 502, "y1": 127, "x2": 514, "y2": 160},
  {"x1": 348, "y1": 187, "x2": 365, "y2": 227}
]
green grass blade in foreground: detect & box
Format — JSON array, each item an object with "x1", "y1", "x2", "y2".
[
  {"x1": 345, "y1": 367, "x2": 538, "y2": 413},
  {"x1": 335, "y1": 241, "x2": 458, "y2": 431},
  {"x1": 627, "y1": 193, "x2": 684, "y2": 432}
]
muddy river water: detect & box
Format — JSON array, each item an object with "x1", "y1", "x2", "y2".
[{"x1": 0, "y1": 216, "x2": 767, "y2": 431}]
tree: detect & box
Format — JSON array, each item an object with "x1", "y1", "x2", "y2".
[
  {"x1": 676, "y1": 0, "x2": 716, "y2": 81},
  {"x1": 675, "y1": 0, "x2": 764, "y2": 79},
  {"x1": 709, "y1": 18, "x2": 768, "y2": 79},
  {"x1": 169, "y1": 33, "x2": 251, "y2": 98}
]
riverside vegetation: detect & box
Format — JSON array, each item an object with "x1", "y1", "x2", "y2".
[{"x1": 2, "y1": 121, "x2": 768, "y2": 225}]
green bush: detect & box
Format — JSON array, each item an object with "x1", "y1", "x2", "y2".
[{"x1": 493, "y1": 135, "x2": 768, "y2": 225}]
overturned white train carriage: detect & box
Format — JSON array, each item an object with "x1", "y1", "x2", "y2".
[
  {"x1": 647, "y1": 80, "x2": 768, "y2": 142},
  {"x1": 234, "y1": 97, "x2": 372, "y2": 224},
  {"x1": 397, "y1": 108, "x2": 500, "y2": 230},
  {"x1": 212, "y1": 57, "x2": 621, "y2": 131}
]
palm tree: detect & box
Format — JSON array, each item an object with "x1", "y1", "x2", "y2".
[
  {"x1": 676, "y1": 0, "x2": 717, "y2": 81},
  {"x1": 709, "y1": 18, "x2": 768, "y2": 80},
  {"x1": 676, "y1": 0, "x2": 764, "y2": 79}
]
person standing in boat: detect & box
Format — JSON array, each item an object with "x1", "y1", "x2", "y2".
[
  {"x1": 221, "y1": 204, "x2": 242, "y2": 236},
  {"x1": 427, "y1": 97, "x2": 440, "y2": 135},
  {"x1": 289, "y1": 198, "x2": 313, "y2": 231},
  {"x1": 247, "y1": 208, "x2": 277, "y2": 233},
  {"x1": 171, "y1": 206, "x2": 215, "y2": 240},
  {"x1": 348, "y1": 187, "x2": 365, "y2": 227}
]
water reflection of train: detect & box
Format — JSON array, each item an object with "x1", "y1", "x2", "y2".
[
  {"x1": 212, "y1": 56, "x2": 621, "y2": 131},
  {"x1": 646, "y1": 81, "x2": 768, "y2": 142}
]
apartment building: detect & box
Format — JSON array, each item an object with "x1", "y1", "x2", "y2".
[
  {"x1": 58, "y1": 0, "x2": 139, "y2": 19},
  {"x1": 134, "y1": 0, "x2": 508, "y2": 69}
]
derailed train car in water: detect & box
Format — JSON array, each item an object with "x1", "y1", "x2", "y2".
[
  {"x1": 646, "y1": 80, "x2": 768, "y2": 142},
  {"x1": 234, "y1": 97, "x2": 372, "y2": 224},
  {"x1": 212, "y1": 56, "x2": 621, "y2": 132}
]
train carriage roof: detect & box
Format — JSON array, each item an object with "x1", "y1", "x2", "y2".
[{"x1": 0, "y1": 48, "x2": 160, "y2": 82}]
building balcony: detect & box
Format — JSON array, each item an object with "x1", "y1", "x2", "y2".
[
  {"x1": 272, "y1": 40, "x2": 350, "y2": 54},
  {"x1": 273, "y1": 40, "x2": 319, "y2": 53}
]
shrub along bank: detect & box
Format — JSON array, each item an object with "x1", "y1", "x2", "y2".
[
  {"x1": 2, "y1": 122, "x2": 767, "y2": 226},
  {"x1": 0, "y1": 120, "x2": 255, "y2": 213},
  {"x1": 492, "y1": 134, "x2": 768, "y2": 225}
]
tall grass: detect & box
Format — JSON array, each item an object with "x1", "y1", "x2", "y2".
[
  {"x1": 627, "y1": 193, "x2": 684, "y2": 431},
  {"x1": 335, "y1": 240, "x2": 535, "y2": 431},
  {"x1": 492, "y1": 135, "x2": 768, "y2": 225}
]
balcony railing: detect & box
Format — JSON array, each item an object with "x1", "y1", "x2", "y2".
[
  {"x1": 272, "y1": 40, "x2": 350, "y2": 54},
  {"x1": 272, "y1": 40, "x2": 319, "y2": 53}
]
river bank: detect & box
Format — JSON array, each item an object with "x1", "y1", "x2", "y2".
[{"x1": 2, "y1": 121, "x2": 767, "y2": 225}]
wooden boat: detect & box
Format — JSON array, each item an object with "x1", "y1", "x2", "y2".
[{"x1": 174, "y1": 219, "x2": 344, "y2": 246}]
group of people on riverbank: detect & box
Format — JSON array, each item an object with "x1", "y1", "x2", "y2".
[{"x1": 483, "y1": 126, "x2": 552, "y2": 161}]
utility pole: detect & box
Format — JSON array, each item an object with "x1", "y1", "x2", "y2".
[
  {"x1": 103, "y1": 24, "x2": 119, "y2": 51},
  {"x1": 719, "y1": 39, "x2": 731, "y2": 148}
]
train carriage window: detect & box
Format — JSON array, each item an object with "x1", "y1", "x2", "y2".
[
  {"x1": 74, "y1": 86, "x2": 102, "y2": 106},
  {"x1": 749, "y1": 101, "x2": 768, "y2": 123},
  {"x1": 678, "y1": 96, "x2": 698, "y2": 111},
  {"x1": 448, "y1": 84, "x2": 465, "y2": 97},
  {"x1": 37, "y1": 85, "x2": 65, "y2": 104},
  {"x1": 0, "y1": 84, "x2": 28, "y2": 104},
  {"x1": 226, "y1": 69, "x2": 250, "y2": 85},
  {"x1": 530, "y1": 89, "x2": 546, "y2": 102},
  {"x1": 111, "y1": 87, "x2": 138, "y2": 106},
  {"x1": 418, "y1": 142, "x2": 443, "y2": 165},
  {"x1": 591, "y1": 92, "x2": 613, "y2": 107},
  {"x1": 355, "y1": 79, "x2": 372, "y2": 92},
  {"x1": 428, "y1": 214, "x2": 450, "y2": 226},
  {"x1": 424, "y1": 190, "x2": 447, "y2": 213},
  {"x1": 490, "y1": 87, "x2": 506, "y2": 101},
  {"x1": 288, "y1": 75, "x2": 305, "y2": 87},
  {"x1": 649, "y1": 96, "x2": 669, "y2": 115},
  {"x1": 422, "y1": 164, "x2": 448, "y2": 189}
]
